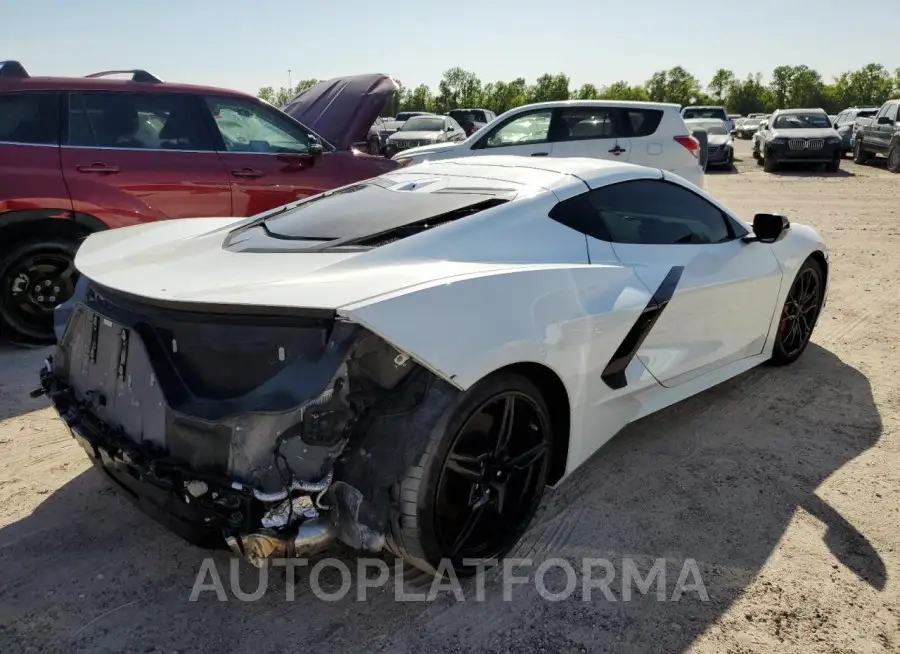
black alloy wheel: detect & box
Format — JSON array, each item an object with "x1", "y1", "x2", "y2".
[
  {"x1": 0, "y1": 239, "x2": 79, "y2": 344},
  {"x1": 433, "y1": 391, "x2": 550, "y2": 565},
  {"x1": 770, "y1": 258, "x2": 824, "y2": 365},
  {"x1": 386, "y1": 372, "x2": 553, "y2": 577}
]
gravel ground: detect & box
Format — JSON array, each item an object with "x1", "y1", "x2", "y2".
[{"x1": 1, "y1": 139, "x2": 898, "y2": 653}]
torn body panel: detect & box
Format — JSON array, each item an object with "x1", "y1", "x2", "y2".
[{"x1": 41, "y1": 282, "x2": 460, "y2": 564}]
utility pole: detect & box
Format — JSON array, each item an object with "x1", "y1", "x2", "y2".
[{"x1": 287, "y1": 69, "x2": 292, "y2": 89}]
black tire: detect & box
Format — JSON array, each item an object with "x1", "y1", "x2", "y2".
[
  {"x1": 887, "y1": 142, "x2": 900, "y2": 173},
  {"x1": 763, "y1": 149, "x2": 778, "y2": 172},
  {"x1": 769, "y1": 257, "x2": 825, "y2": 366},
  {"x1": 385, "y1": 372, "x2": 553, "y2": 577},
  {"x1": 0, "y1": 237, "x2": 79, "y2": 345},
  {"x1": 853, "y1": 139, "x2": 870, "y2": 165},
  {"x1": 825, "y1": 154, "x2": 840, "y2": 173}
]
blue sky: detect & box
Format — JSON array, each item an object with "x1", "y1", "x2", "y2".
[{"x1": 6, "y1": 0, "x2": 899, "y2": 95}]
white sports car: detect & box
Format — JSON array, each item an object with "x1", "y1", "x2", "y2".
[{"x1": 38, "y1": 156, "x2": 828, "y2": 576}]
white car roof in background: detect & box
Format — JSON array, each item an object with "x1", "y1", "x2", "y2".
[{"x1": 395, "y1": 155, "x2": 662, "y2": 195}]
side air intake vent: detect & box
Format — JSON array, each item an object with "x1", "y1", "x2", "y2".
[{"x1": 346, "y1": 198, "x2": 509, "y2": 248}]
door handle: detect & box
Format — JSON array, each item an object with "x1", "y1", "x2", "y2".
[
  {"x1": 231, "y1": 168, "x2": 265, "y2": 178},
  {"x1": 530, "y1": 152, "x2": 549, "y2": 157},
  {"x1": 76, "y1": 163, "x2": 119, "y2": 174}
]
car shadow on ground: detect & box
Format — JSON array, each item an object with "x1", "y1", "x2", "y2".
[
  {"x1": 0, "y1": 344, "x2": 883, "y2": 653},
  {"x1": 768, "y1": 165, "x2": 855, "y2": 178},
  {"x1": 0, "y1": 343, "x2": 51, "y2": 420},
  {"x1": 706, "y1": 166, "x2": 739, "y2": 176}
]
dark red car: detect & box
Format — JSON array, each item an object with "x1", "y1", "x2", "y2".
[{"x1": 0, "y1": 62, "x2": 398, "y2": 343}]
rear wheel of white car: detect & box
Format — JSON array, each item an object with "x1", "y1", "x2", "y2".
[
  {"x1": 769, "y1": 258, "x2": 825, "y2": 366},
  {"x1": 386, "y1": 372, "x2": 552, "y2": 577}
]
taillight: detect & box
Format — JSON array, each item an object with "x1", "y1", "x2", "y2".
[{"x1": 674, "y1": 135, "x2": 701, "y2": 158}]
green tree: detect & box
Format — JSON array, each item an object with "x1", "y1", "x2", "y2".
[
  {"x1": 435, "y1": 67, "x2": 482, "y2": 112},
  {"x1": 598, "y1": 81, "x2": 649, "y2": 101},
  {"x1": 724, "y1": 73, "x2": 772, "y2": 115},
  {"x1": 708, "y1": 69, "x2": 737, "y2": 103},
  {"x1": 646, "y1": 66, "x2": 703, "y2": 106},
  {"x1": 573, "y1": 83, "x2": 600, "y2": 100},
  {"x1": 527, "y1": 73, "x2": 570, "y2": 103},
  {"x1": 257, "y1": 79, "x2": 320, "y2": 108},
  {"x1": 840, "y1": 63, "x2": 894, "y2": 107},
  {"x1": 481, "y1": 78, "x2": 528, "y2": 114},
  {"x1": 404, "y1": 84, "x2": 436, "y2": 112}
]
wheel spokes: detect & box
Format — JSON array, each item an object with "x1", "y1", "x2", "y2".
[
  {"x1": 493, "y1": 396, "x2": 515, "y2": 458},
  {"x1": 450, "y1": 504, "x2": 486, "y2": 557},
  {"x1": 507, "y1": 443, "x2": 547, "y2": 470},
  {"x1": 445, "y1": 452, "x2": 483, "y2": 482}
]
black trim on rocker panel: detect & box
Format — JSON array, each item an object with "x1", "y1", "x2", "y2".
[{"x1": 601, "y1": 266, "x2": 684, "y2": 390}]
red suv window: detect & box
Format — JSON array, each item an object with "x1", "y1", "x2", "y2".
[
  {"x1": 0, "y1": 92, "x2": 60, "y2": 145},
  {"x1": 67, "y1": 92, "x2": 212, "y2": 151}
]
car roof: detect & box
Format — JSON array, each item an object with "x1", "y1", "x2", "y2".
[
  {"x1": 774, "y1": 108, "x2": 828, "y2": 115},
  {"x1": 514, "y1": 99, "x2": 681, "y2": 111},
  {"x1": 400, "y1": 155, "x2": 660, "y2": 192},
  {"x1": 0, "y1": 74, "x2": 253, "y2": 99}
]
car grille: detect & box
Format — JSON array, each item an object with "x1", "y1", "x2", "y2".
[
  {"x1": 708, "y1": 145, "x2": 720, "y2": 155},
  {"x1": 393, "y1": 140, "x2": 429, "y2": 150},
  {"x1": 788, "y1": 139, "x2": 824, "y2": 151}
]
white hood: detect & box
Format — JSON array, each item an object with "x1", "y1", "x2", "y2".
[{"x1": 74, "y1": 217, "x2": 517, "y2": 311}]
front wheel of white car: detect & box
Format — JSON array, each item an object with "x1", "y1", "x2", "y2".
[
  {"x1": 769, "y1": 257, "x2": 825, "y2": 366},
  {"x1": 386, "y1": 372, "x2": 553, "y2": 577}
]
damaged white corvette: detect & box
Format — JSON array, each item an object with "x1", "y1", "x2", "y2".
[{"x1": 38, "y1": 156, "x2": 828, "y2": 575}]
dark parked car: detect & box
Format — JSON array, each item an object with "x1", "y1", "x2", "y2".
[
  {"x1": 372, "y1": 111, "x2": 434, "y2": 153},
  {"x1": 447, "y1": 108, "x2": 496, "y2": 136},
  {"x1": 852, "y1": 99, "x2": 900, "y2": 172},
  {"x1": 0, "y1": 62, "x2": 398, "y2": 343},
  {"x1": 684, "y1": 118, "x2": 734, "y2": 169},
  {"x1": 833, "y1": 107, "x2": 879, "y2": 155},
  {"x1": 752, "y1": 108, "x2": 842, "y2": 173}
]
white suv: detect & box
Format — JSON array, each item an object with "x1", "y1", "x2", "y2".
[{"x1": 391, "y1": 100, "x2": 705, "y2": 188}]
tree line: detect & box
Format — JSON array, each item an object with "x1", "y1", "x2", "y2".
[{"x1": 258, "y1": 63, "x2": 900, "y2": 118}]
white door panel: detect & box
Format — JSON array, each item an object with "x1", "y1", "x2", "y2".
[
  {"x1": 609, "y1": 241, "x2": 782, "y2": 385},
  {"x1": 552, "y1": 137, "x2": 632, "y2": 163},
  {"x1": 470, "y1": 142, "x2": 554, "y2": 158}
]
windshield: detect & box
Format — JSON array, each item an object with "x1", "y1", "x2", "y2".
[
  {"x1": 687, "y1": 120, "x2": 728, "y2": 135},
  {"x1": 682, "y1": 107, "x2": 727, "y2": 120},
  {"x1": 857, "y1": 109, "x2": 878, "y2": 118},
  {"x1": 450, "y1": 110, "x2": 485, "y2": 124},
  {"x1": 396, "y1": 112, "x2": 425, "y2": 122},
  {"x1": 400, "y1": 116, "x2": 445, "y2": 132},
  {"x1": 772, "y1": 113, "x2": 832, "y2": 129}
]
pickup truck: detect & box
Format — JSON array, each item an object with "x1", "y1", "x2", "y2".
[{"x1": 852, "y1": 99, "x2": 900, "y2": 172}]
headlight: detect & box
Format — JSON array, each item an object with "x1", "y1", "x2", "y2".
[
  {"x1": 395, "y1": 157, "x2": 413, "y2": 167},
  {"x1": 826, "y1": 135, "x2": 840, "y2": 143},
  {"x1": 771, "y1": 137, "x2": 787, "y2": 144}
]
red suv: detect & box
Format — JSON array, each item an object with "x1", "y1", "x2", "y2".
[{"x1": 0, "y1": 62, "x2": 398, "y2": 343}]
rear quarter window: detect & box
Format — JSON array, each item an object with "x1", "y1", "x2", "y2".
[{"x1": 625, "y1": 109, "x2": 663, "y2": 137}]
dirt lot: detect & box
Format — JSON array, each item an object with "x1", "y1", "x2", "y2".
[{"x1": 1, "y1": 139, "x2": 898, "y2": 653}]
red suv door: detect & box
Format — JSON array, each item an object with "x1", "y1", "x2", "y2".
[
  {"x1": 200, "y1": 95, "x2": 360, "y2": 215},
  {"x1": 60, "y1": 91, "x2": 233, "y2": 229}
]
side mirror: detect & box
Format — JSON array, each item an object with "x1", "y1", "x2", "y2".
[
  {"x1": 745, "y1": 213, "x2": 790, "y2": 243},
  {"x1": 877, "y1": 116, "x2": 892, "y2": 125},
  {"x1": 446, "y1": 125, "x2": 454, "y2": 132},
  {"x1": 308, "y1": 135, "x2": 323, "y2": 157}
]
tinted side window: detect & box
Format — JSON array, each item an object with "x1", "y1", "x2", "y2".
[
  {"x1": 887, "y1": 103, "x2": 899, "y2": 122},
  {"x1": 205, "y1": 96, "x2": 310, "y2": 154},
  {"x1": 0, "y1": 92, "x2": 59, "y2": 145},
  {"x1": 68, "y1": 92, "x2": 211, "y2": 150},
  {"x1": 587, "y1": 180, "x2": 735, "y2": 245},
  {"x1": 554, "y1": 107, "x2": 615, "y2": 141},
  {"x1": 624, "y1": 109, "x2": 663, "y2": 137}
]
